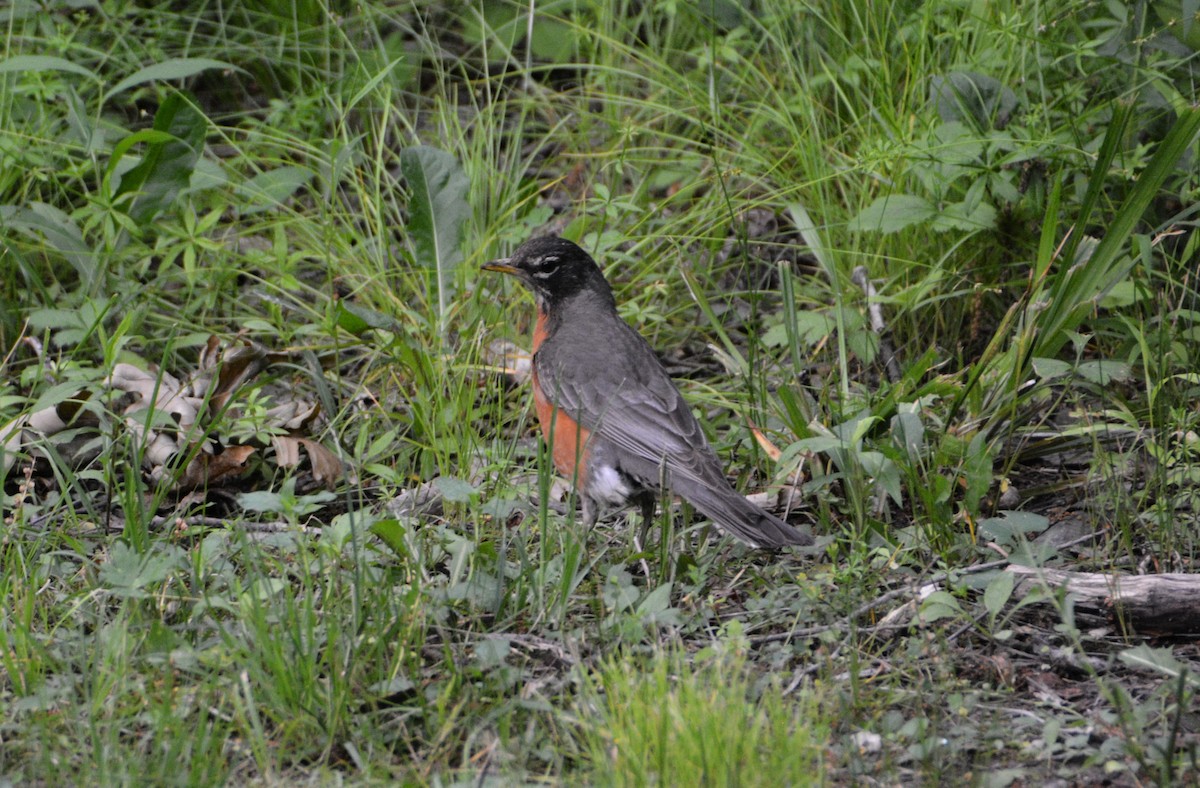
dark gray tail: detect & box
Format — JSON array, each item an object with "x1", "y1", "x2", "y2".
[{"x1": 682, "y1": 481, "x2": 813, "y2": 549}]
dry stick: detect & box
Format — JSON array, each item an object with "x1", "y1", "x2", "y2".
[
  {"x1": 756, "y1": 529, "x2": 1111, "y2": 647},
  {"x1": 851, "y1": 266, "x2": 902, "y2": 384}
]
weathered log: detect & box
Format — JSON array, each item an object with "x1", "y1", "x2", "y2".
[{"x1": 1006, "y1": 566, "x2": 1200, "y2": 635}]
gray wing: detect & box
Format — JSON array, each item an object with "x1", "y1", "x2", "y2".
[
  {"x1": 534, "y1": 313, "x2": 719, "y2": 488},
  {"x1": 535, "y1": 313, "x2": 812, "y2": 547}
]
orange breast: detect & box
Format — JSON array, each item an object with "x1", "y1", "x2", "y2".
[{"x1": 532, "y1": 311, "x2": 590, "y2": 480}]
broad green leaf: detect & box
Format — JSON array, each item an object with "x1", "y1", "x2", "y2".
[
  {"x1": 369, "y1": 518, "x2": 411, "y2": 560},
  {"x1": 1075, "y1": 359, "x2": 1131, "y2": 385},
  {"x1": 0, "y1": 55, "x2": 99, "y2": 81},
  {"x1": 241, "y1": 577, "x2": 288, "y2": 605},
  {"x1": 932, "y1": 197, "x2": 997, "y2": 232},
  {"x1": 858, "y1": 450, "x2": 903, "y2": 505},
  {"x1": 848, "y1": 194, "x2": 936, "y2": 234},
  {"x1": 332, "y1": 300, "x2": 401, "y2": 335},
  {"x1": 603, "y1": 566, "x2": 640, "y2": 612},
  {"x1": 637, "y1": 583, "x2": 674, "y2": 616},
  {"x1": 1098, "y1": 278, "x2": 1141, "y2": 309},
  {"x1": 401, "y1": 145, "x2": 470, "y2": 324},
  {"x1": 236, "y1": 165, "x2": 314, "y2": 214},
  {"x1": 1152, "y1": 0, "x2": 1200, "y2": 49},
  {"x1": 792, "y1": 310, "x2": 837, "y2": 346},
  {"x1": 1031, "y1": 357, "x2": 1073, "y2": 381},
  {"x1": 636, "y1": 582, "x2": 682, "y2": 626},
  {"x1": 434, "y1": 476, "x2": 478, "y2": 503},
  {"x1": 27, "y1": 381, "x2": 93, "y2": 415},
  {"x1": 474, "y1": 637, "x2": 510, "y2": 669},
  {"x1": 919, "y1": 590, "x2": 965, "y2": 623},
  {"x1": 102, "y1": 57, "x2": 237, "y2": 103},
  {"x1": 0, "y1": 203, "x2": 96, "y2": 289},
  {"x1": 978, "y1": 510, "x2": 1048, "y2": 545},
  {"x1": 99, "y1": 542, "x2": 185, "y2": 598},
  {"x1": 761, "y1": 321, "x2": 789, "y2": 348},
  {"x1": 465, "y1": 0, "x2": 579, "y2": 60},
  {"x1": 237, "y1": 490, "x2": 284, "y2": 513},
  {"x1": 891, "y1": 410, "x2": 925, "y2": 460},
  {"x1": 962, "y1": 431, "x2": 994, "y2": 515},
  {"x1": 1118, "y1": 644, "x2": 1200, "y2": 687},
  {"x1": 983, "y1": 571, "x2": 1015, "y2": 619},
  {"x1": 929, "y1": 72, "x2": 1018, "y2": 129},
  {"x1": 113, "y1": 93, "x2": 207, "y2": 226}
]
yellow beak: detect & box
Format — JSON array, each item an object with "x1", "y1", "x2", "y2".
[{"x1": 481, "y1": 258, "x2": 520, "y2": 275}]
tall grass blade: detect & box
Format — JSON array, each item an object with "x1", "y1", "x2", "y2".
[{"x1": 1032, "y1": 104, "x2": 1200, "y2": 359}]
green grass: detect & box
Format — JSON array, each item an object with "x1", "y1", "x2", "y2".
[
  {"x1": 577, "y1": 644, "x2": 827, "y2": 786},
  {"x1": 2, "y1": 0, "x2": 1199, "y2": 783}
]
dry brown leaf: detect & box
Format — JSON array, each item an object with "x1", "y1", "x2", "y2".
[
  {"x1": 266, "y1": 400, "x2": 321, "y2": 431},
  {"x1": 749, "y1": 424, "x2": 783, "y2": 462},
  {"x1": 176, "y1": 444, "x2": 256, "y2": 490},
  {"x1": 272, "y1": 434, "x2": 347, "y2": 487},
  {"x1": 204, "y1": 342, "x2": 269, "y2": 417},
  {"x1": 273, "y1": 434, "x2": 302, "y2": 469},
  {"x1": 108, "y1": 363, "x2": 202, "y2": 432},
  {"x1": 300, "y1": 437, "x2": 347, "y2": 485},
  {"x1": 26, "y1": 391, "x2": 92, "y2": 433}
]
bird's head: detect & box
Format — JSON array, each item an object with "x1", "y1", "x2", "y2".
[{"x1": 482, "y1": 236, "x2": 613, "y2": 309}]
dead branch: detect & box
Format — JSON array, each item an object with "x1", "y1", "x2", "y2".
[{"x1": 1006, "y1": 566, "x2": 1200, "y2": 635}]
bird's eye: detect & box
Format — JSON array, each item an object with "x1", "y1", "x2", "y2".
[{"x1": 531, "y1": 265, "x2": 560, "y2": 280}]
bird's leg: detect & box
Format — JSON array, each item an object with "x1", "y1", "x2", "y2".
[
  {"x1": 580, "y1": 494, "x2": 600, "y2": 533},
  {"x1": 636, "y1": 494, "x2": 657, "y2": 548}
]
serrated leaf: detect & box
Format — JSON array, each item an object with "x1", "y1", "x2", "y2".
[
  {"x1": 99, "y1": 542, "x2": 185, "y2": 598},
  {"x1": 604, "y1": 567, "x2": 639, "y2": 612},
  {"x1": 848, "y1": 194, "x2": 936, "y2": 234}
]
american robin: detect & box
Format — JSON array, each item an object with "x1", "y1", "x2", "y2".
[{"x1": 483, "y1": 235, "x2": 813, "y2": 549}]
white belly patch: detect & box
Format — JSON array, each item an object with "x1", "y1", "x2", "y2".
[{"x1": 589, "y1": 463, "x2": 632, "y2": 506}]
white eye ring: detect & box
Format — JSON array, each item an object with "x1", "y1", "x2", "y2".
[{"x1": 532, "y1": 265, "x2": 560, "y2": 279}]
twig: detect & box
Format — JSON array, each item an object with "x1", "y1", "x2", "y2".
[{"x1": 851, "y1": 266, "x2": 902, "y2": 383}]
